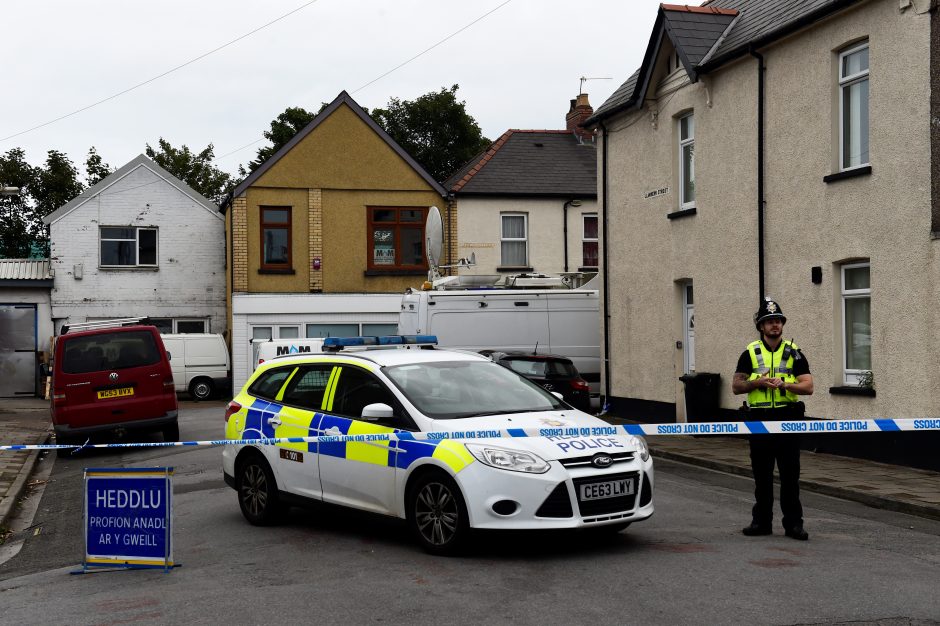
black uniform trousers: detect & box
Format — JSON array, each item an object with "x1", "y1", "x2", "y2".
[{"x1": 748, "y1": 407, "x2": 803, "y2": 530}]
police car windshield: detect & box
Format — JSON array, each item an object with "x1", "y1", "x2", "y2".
[{"x1": 384, "y1": 360, "x2": 564, "y2": 419}]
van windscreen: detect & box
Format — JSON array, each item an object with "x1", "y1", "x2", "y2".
[{"x1": 62, "y1": 331, "x2": 161, "y2": 374}]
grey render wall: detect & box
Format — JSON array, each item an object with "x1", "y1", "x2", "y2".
[
  {"x1": 601, "y1": 0, "x2": 935, "y2": 420},
  {"x1": 49, "y1": 163, "x2": 226, "y2": 332}
]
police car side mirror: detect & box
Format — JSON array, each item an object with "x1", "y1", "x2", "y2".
[
  {"x1": 551, "y1": 392, "x2": 564, "y2": 401},
  {"x1": 361, "y1": 403, "x2": 395, "y2": 422}
]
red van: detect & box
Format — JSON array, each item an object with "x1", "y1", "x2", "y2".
[{"x1": 50, "y1": 324, "x2": 178, "y2": 451}]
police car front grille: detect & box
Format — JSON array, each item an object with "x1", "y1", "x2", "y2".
[
  {"x1": 535, "y1": 482, "x2": 573, "y2": 518},
  {"x1": 558, "y1": 452, "x2": 635, "y2": 468},
  {"x1": 573, "y1": 472, "x2": 639, "y2": 517}
]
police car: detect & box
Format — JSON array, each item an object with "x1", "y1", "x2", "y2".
[{"x1": 222, "y1": 336, "x2": 654, "y2": 554}]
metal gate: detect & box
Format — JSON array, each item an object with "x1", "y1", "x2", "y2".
[{"x1": 0, "y1": 304, "x2": 37, "y2": 397}]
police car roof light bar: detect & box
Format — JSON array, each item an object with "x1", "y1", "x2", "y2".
[{"x1": 322, "y1": 335, "x2": 438, "y2": 352}]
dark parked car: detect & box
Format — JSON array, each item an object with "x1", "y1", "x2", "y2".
[{"x1": 482, "y1": 351, "x2": 591, "y2": 412}]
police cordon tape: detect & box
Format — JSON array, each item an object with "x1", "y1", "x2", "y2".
[{"x1": 1, "y1": 418, "x2": 939, "y2": 452}]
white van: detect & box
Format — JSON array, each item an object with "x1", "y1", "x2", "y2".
[
  {"x1": 161, "y1": 333, "x2": 231, "y2": 400},
  {"x1": 254, "y1": 338, "x2": 325, "y2": 370},
  {"x1": 399, "y1": 277, "x2": 600, "y2": 395}
]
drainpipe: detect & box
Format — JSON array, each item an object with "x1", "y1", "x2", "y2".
[
  {"x1": 562, "y1": 198, "x2": 582, "y2": 273},
  {"x1": 751, "y1": 48, "x2": 766, "y2": 302},
  {"x1": 600, "y1": 122, "x2": 612, "y2": 406}
]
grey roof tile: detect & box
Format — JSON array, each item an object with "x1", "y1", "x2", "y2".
[{"x1": 447, "y1": 131, "x2": 597, "y2": 197}]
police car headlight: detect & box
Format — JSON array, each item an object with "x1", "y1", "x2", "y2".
[
  {"x1": 465, "y1": 444, "x2": 550, "y2": 474},
  {"x1": 632, "y1": 436, "x2": 650, "y2": 462}
]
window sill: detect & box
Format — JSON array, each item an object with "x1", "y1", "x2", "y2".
[
  {"x1": 667, "y1": 208, "x2": 697, "y2": 220},
  {"x1": 364, "y1": 269, "x2": 427, "y2": 276},
  {"x1": 823, "y1": 165, "x2": 871, "y2": 183},
  {"x1": 258, "y1": 268, "x2": 296, "y2": 275},
  {"x1": 496, "y1": 266, "x2": 534, "y2": 273},
  {"x1": 828, "y1": 385, "x2": 876, "y2": 397},
  {"x1": 99, "y1": 266, "x2": 159, "y2": 271}
]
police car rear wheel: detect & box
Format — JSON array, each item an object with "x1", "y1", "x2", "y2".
[
  {"x1": 237, "y1": 455, "x2": 283, "y2": 525},
  {"x1": 408, "y1": 472, "x2": 469, "y2": 556}
]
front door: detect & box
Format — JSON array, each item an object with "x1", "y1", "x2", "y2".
[
  {"x1": 683, "y1": 284, "x2": 695, "y2": 374},
  {"x1": 0, "y1": 304, "x2": 37, "y2": 397}
]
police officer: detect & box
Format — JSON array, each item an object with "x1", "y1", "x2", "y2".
[{"x1": 732, "y1": 297, "x2": 814, "y2": 540}]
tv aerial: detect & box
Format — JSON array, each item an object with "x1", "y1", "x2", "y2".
[{"x1": 579, "y1": 76, "x2": 612, "y2": 94}]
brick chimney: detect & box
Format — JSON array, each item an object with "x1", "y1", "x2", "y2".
[{"x1": 566, "y1": 93, "x2": 594, "y2": 141}]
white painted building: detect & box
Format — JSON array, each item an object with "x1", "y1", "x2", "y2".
[{"x1": 43, "y1": 154, "x2": 225, "y2": 335}]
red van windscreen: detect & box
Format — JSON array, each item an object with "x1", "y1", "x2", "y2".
[{"x1": 62, "y1": 331, "x2": 161, "y2": 374}]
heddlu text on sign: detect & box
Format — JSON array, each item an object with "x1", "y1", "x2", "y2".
[{"x1": 83, "y1": 467, "x2": 174, "y2": 571}]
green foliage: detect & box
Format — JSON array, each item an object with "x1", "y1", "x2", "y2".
[
  {"x1": 0, "y1": 148, "x2": 85, "y2": 258},
  {"x1": 85, "y1": 147, "x2": 113, "y2": 186},
  {"x1": 370, "y1": 85, "x2": 490, "y2": 183},
  {"x1": 145, "y1": 138, "x2": 233, "y2": 205}
]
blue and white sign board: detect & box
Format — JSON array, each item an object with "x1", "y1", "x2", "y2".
[{"x1": 82, "y1": 467, "x2": 174, "y2": 572}]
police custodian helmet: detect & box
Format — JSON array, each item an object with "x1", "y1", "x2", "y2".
[{"x1": 755, "y1": 297, "x2": 787, "y2": 328}]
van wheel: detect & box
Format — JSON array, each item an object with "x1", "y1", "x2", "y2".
[
  {"x1": 236, "y1": 453, "x2": 284, "y2": 526},
  {"x1": 407, "y1": 470, "x2": 469, "y2": 556},
  {"x1": 189, "y1": 378, "x2": 214, "y2": 401},
  {"x1": 163, "y1": 422, "x2": 180, "y2": 443}
]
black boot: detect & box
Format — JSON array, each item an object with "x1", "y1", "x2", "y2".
[{"x1": 742, "y1": 523, "x2": 772, "y2": 536}]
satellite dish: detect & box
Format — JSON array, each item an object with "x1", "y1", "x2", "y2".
[{"x1": 425, "y1": 206, "x2": 444, "y2": 269}]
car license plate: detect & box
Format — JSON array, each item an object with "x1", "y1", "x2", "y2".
[
  {"x1": 579, "y1": 478, "x2": 634, "y2": 501},
  {"x1": 97, "y1": 387, "x2": 134, "y2": 399}
]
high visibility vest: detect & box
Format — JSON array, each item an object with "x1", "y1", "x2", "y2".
[{"x1": 746, "y1": 339, "x2": 799, "y2": 409}]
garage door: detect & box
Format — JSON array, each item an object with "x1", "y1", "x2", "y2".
[{"x1": 0, "y1": 304, "x2": 37, "y2": 397}]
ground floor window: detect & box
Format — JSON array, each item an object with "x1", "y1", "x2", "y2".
[
  {"x1": 140, "y1": 318, "x2": 208, "y2": 334},
  {"x1": 841, "y1": 262, "x2": 871, "y2": 385}
]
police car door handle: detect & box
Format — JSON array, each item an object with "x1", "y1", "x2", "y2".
[{"x1": 267, "y1": 416, "x2": 282, "y2": 427}]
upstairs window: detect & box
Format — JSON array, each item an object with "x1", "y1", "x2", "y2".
[
  {"x1": 841, "y1": 262, "x2": 871, "y2": 385},
  {"x1": 839, "y1": 42, "x2": 869, "y2": 170},
  {"x1": 678, "y1": 114, "x2": 695, "y2": 209},
  {"x1": 500, "y1": 213, "x2": 528, "y2": 267},
  {"x1": 100, "y1": 227, "x2": 157, "y2": 267},
  {"x1": 368, "y1": 207, "x2": 427, "y2": 271},
  {"x1": 582, "y1": 213, "x2": 598, "y2": 268},
  {"x1": 261, "y1": 207, "x2": 292, "y2": 270}
]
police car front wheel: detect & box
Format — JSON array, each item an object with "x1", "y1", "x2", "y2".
[
  {"x1": 407, "y1": 471, "x2": 469, "y2": 556},
  {"x1": 237, "y1": 453, "x2": 284, "y2": 525}
]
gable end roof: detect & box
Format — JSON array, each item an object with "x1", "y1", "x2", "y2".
[
  {"x1": 587, "y1": 0, "x2": 865, "y2": 126},
  {"x1": 230, "y1": 90, "x2": 447, "y2": 201},
  {"x1": 43, "y1": 154, "x2": 219, "y2": 226}
]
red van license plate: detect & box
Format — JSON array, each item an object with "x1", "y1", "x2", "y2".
[{"x1": 97, "y1": 387, "x2": 134, "y2": 399}]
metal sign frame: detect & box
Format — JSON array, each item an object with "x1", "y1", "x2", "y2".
[{"x1": 79, "y1": 467, "x2": 175, "y2": 574}]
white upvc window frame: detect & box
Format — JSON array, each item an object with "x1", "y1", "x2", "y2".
[
  {"x1": 174, "y1": 318, "x2": 208, "y2": 334},
  {"x1": 678, "y1": 113, "x2": 695, "y2": 210},
  {"x1": 500, "y1": 213, "x2": 529, "y2": 267},
  {"x1": 841, "y1": 262, "x2": 871, "y2": 385},
  {"x1": 581, "y1": 213, "x2": 598, "y2": 268},
  {"x1": 99, "y1": 226, "x2": 158, "y2": 268},
  {"x1": 838, "y1": 41, "x2": 870, "y2": 172}
]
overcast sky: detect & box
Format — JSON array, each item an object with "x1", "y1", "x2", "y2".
[{"x1": 2, "y1": 0, "x2": 664, "y2": 178}]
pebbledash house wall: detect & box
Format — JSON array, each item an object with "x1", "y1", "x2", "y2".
[
  {"x1": 600, "y1": 1, "x2": 937, "y2": 433},
  {"x1": 456, "y1": 196, "x2": 600, "y2": 275},
  {"x1": 48, "y1": 162, "x2": 226, "y2": 332}
]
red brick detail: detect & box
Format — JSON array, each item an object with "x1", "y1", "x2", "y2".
[{"x1": 660, "y1": 4, "x2": 738, "y2": 16}]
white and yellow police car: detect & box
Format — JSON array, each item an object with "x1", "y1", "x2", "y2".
[{"x1": 222, "y1": 336, "x2": 654, "y2": 554}]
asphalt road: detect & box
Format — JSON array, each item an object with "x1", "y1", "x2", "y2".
[{"x1": 1, "y1": 402, "x2": 939, "y2": 625}]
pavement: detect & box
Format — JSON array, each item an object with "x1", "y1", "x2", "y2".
[{"x1": 1, "y1": 399, "x2": 939, "y2": 534}]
